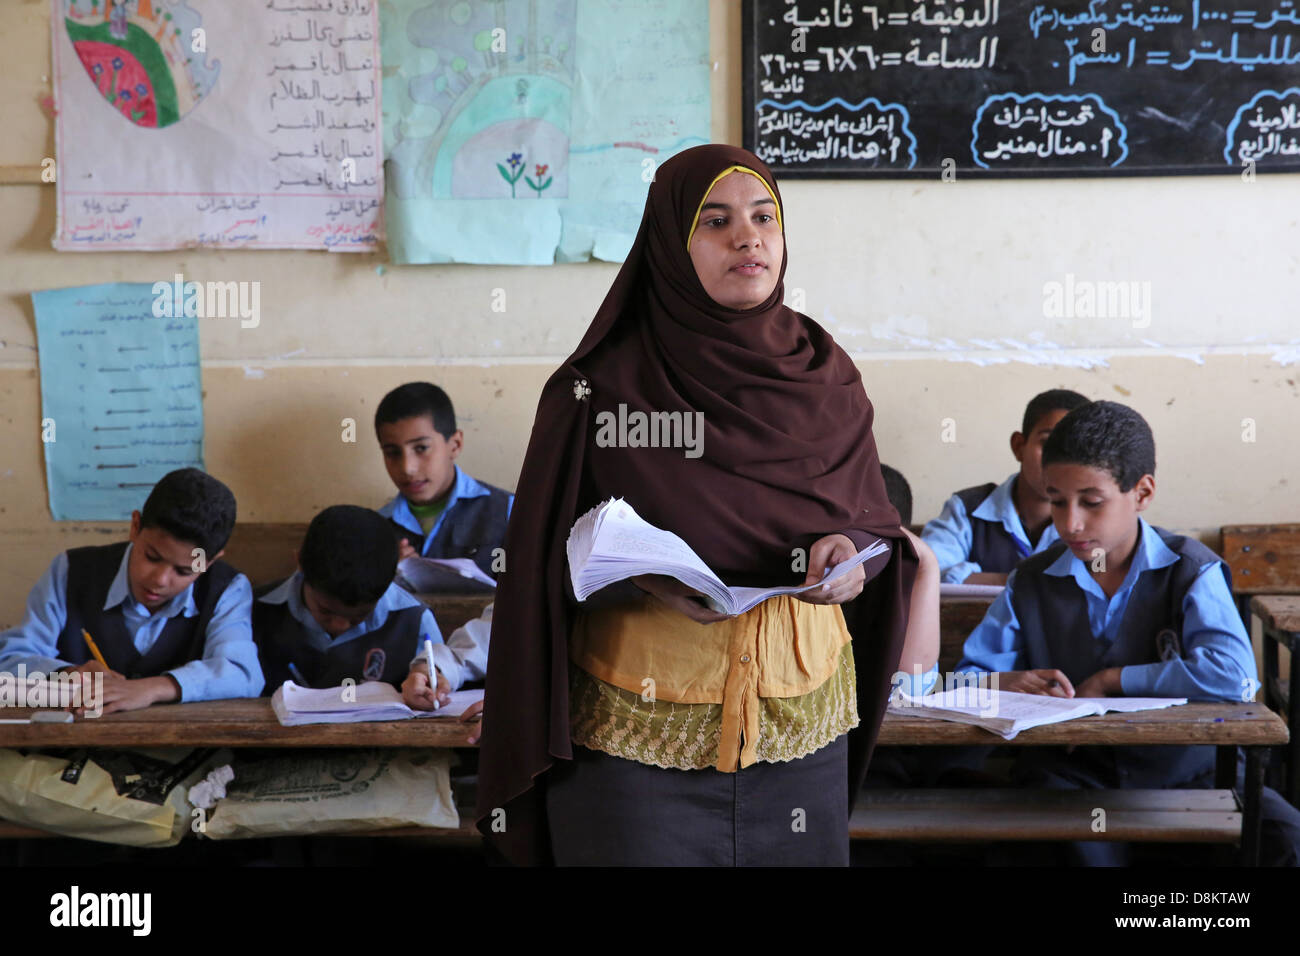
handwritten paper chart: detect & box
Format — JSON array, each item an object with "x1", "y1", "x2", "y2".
[
  {"x1": 381, "y1": 0, "x2": 710, "y2": 264},
  {"x1": 743, "y1": 0, "x2": 1300, "y2": 176},
  {"x1": 32, "y1": 283, "x2": 204, "y2": 521},
  {"x1": 52, "y1": 0, "x2": 383, "y2": 251}
]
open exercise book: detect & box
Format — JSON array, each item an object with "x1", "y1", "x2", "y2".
[
  {"x1": 889, "y1": 687, "x2": 1187, "y2": 740},
  {"x1": 396, "y1": 556, "x2": 496, "y2": 592},
  {"x1": 271, "y1": 681, "x2": 484, "y2": 726},
  {"x1": 939, "y1": 582, "x2": 1006, "y2": 599},
  {"x1": 567, "y1": 498, "x2": 889, "y2": 616}
]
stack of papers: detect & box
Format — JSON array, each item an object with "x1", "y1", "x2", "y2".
[
  {"x1": 566, "y1": 498, "x2": 888, "y2": 616},
  {"x1": 889, "y1": 687, "x2": 1187, "y2": 740},
  {"x1": 271, "y1": 681, "x2": 484, "y2": 726}
]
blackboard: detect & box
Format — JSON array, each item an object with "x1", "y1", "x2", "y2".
[{"x1": 742, "y1": 0, "x2": 1300, "y2": 177}]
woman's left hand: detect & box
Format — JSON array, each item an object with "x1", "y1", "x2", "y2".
[{"x1": 793, "y1": 534, "x2": 865, "y2": 606}]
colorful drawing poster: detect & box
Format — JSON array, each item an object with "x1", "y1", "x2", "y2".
[
  {"x1": 32, "y1": 283, "x2": 204, "y2": 521},
  {"x1": 52, "y1": 0, "x2": 383, "y2": 251},
  {"x1": 381, "y1": 0, "x2": 711, "y2": 264}
]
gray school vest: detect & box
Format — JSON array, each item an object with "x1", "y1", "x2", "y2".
[
  {"x1": 1010, "y1": 530, "x2": 1229, "y2": 788},
  {"x1": 58, "y1": 541, "x2": 238, "y2": 679},
  {"x1": 954, "y1": 483, "x2": 1032, "y2": 574},
  {"x1": 252, "y1": 580, "x2": 427, "y2": 692},
  {"x1": 387, "y1": 482, "x2": 511, "y2": 579}
]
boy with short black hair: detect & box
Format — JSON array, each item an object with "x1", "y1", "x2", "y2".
[
  {"x1": 374, "y1": 382, "x2": 513, "y2": 578},
  {"x1": 255, "y1": 505, "x2": 438, "y2": 693},
  {"x1": 0, "y1": 468, "x2": 262, "y2": 712},
  {"x1": 957, "y1": 401, "x2": 1299, "y2": 864},
  {"x1": 923, "y1": 388, "x2": 1089, "y2": 584},
  {"x1": 253, "y1": 505, "x2": 484, "y2": 709}
]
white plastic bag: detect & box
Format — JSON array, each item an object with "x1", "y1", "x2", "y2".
[
  {"x1": 203, "y1": 748, "x2": 459, "y2": 838},
  {"x1": 0, "y1": 747, "x2": 229, "y2": 846}
]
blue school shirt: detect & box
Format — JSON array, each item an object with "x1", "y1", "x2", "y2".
[
  {"x1": 955, "y1": 518, "x2": 1257, "y2": 701},
  {"x1": 0, "y1": 544, "x2": 262, "y2": 701},
  {"x1": 922, "y1": 472, "x2": 1060, "y2": 583},
  {"x1": 378, "y1": 465, "x2": 514, "y2": 556},
  {"x1": 257, "y1": 571, "x2": 442, "y2": 650}
]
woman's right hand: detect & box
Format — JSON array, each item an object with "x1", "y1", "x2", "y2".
[{"x1": 630, "y1": 575, "x2": 732, "y2": 624}]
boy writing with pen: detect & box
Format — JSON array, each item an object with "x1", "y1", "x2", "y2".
[
  {"x1": 252, "y1": 505, "x2": 485, "y2": 715},
  {"x1": 0, "y1": 468, "x2": 263, "y2": 713}
]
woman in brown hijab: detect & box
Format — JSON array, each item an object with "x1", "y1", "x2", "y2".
[{"x1": 475, "y1": 144, "x2": 916, "y2": 866}]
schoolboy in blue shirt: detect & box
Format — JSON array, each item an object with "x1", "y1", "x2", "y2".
[
  {"x1": 0, "y1": 468, "x2": 262, "y2": 712},
  {"x1": 374, "y1": 382, "x2": 513, "y2": 579},
  {"x1": 923, "y1": 388, "x2": 1089, "y2": 584},
  {"x1": 957, "y1": 401, "x2": 1299, "y2": 865},
  {"x1": 254, "y1": 505, "x2": 465, "y2": 708}
]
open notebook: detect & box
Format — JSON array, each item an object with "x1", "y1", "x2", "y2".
[
  {"x1": 939, "y1": 582, "x2": 1005, "y2": 599},
  {"x1": 889, "y1": 687, "x2": 1187, "y2": 740},
  {"x1": 396, "y1": 556, "x2": 496, "y2": 592},
  {"x1": 566, "y1": 498, "x2": 889, "y2": 616},
  {"x1": 270, "y1": 680, "x2": 484, "y2": 726}
]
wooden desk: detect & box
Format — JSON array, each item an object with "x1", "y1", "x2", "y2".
[
  {"x1": 0, "y1": 699, "x2": 478, "y2": 749},
  {"x1": 874, "y1": 701, "x2": 1286, "y2": 865},
  {"x1": 877, "y1": 701, "x2": 1282, "y2": 747}
]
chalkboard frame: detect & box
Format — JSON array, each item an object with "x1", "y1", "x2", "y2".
[{"x1": 740, "y1": 0, "x2": 1300, "y2": 179}]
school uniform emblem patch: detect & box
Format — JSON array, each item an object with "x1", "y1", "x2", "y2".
[{"x1": 363, "y1": 648, "x2": 386, "y2": 681}]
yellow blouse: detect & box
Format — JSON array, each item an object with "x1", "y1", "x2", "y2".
[{"x1": 568, "y1": 594, "x2": 858, "y2": 772}]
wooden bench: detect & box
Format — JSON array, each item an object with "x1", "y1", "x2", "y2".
[
  {"x1": 220, "y1": 521, "x2": 309, "y2": 592},
  {"x1": 0, "y1": 812, "x2": 484, "y2": 844},
  {"x1": 1221, "y1": 523, "x2": 1300, "y2": 604},
  {"x1": 1222, "y1": 524, "x2": 1300, "y2": 803},
  {"x1": 852, "y1": 789, "x2": 1241, "y2": 843}
]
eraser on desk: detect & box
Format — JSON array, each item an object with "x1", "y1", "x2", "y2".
[{"x1": 31, "y1": 711, "x2": 74, "y2": 723}]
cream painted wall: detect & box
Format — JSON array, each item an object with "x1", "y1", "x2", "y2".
[{"x1": 1, "y1": 1, "x2": 1299, "y2": 626}]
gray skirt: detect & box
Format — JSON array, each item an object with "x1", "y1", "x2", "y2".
[{"x1": 545, "y1": 734, "x2": 850, "y2": 866}]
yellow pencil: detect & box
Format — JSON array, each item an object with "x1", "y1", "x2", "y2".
[{"x1": 81, "y1": 629, "x2": 109, "y2": 668}]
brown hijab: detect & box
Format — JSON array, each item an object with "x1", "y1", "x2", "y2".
[{"x1": 475, "y1": 144, "x2": 916, "y2": 865}]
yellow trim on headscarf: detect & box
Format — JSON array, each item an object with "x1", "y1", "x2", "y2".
[{"x1": 685, "y1": 164, "x2": 783, "y2": 250}]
